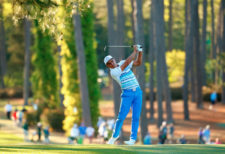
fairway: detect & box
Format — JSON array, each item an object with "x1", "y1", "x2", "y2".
[
  {"x1": 0, "y1": 144, "x2": 225, "y2": 154},
  {"x1": 0, "y1": 129, "x2": 225, "y2": 153}
]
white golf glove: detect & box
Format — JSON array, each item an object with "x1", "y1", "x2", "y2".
[{"x1": 136, "y1": 44, "x2": 143, "y2": 52}]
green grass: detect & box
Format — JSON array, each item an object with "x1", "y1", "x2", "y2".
[
  {"x1": 0, "y1": 132, "x2": 224, "y2": 154},
  {"x1": 0, "y1": 131, "x2": 24, "y2": 145},
  {"x1": 0, "y1": 144, "x2": 225, "y2": 154}
]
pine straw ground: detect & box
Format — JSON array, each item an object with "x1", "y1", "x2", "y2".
[{"x1": 0, "y1": 96, "x2": 225, "y2": 153}]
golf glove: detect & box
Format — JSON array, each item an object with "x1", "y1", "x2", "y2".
[{"x1": 137, "y1": 44, "x2": 143, "y2": 52}]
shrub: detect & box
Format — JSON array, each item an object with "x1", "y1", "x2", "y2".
[
  {"x1": 0, "y1": 87, "x2": 23, "y2": 98},
  {"x1": 26, "y1": 111, "x2": 38, "y2": 127},
  {"x1": 42, "y1": 108, "x2": 65, "y2": 132}
]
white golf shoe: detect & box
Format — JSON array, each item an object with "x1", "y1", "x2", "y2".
[
  {"x1": 107, "y1": 136, "x2": 119, "y2": 145},
  {"x1": 124, "y1": 139, "x2": 136, "y2": 145}
]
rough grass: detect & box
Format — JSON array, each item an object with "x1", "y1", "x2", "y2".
[{"x1": 0, "y1": 131, "x2": 224, "y2": 154}]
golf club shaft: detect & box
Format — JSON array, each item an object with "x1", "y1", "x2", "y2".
[{"x1": 107, "y1": 45, "x2": 133, "y2": 48}]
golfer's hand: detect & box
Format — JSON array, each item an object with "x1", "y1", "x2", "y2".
[{"x1": 133, "y1": 45, "x2": 138, "y2": 53}]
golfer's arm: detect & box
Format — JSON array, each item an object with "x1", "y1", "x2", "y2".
[
  {"x1": 133, "y1": 52, "x2": 142, "y2": 66},
  {"x1": 120, "y1": 51, "x2": 137, "y2": 71}
]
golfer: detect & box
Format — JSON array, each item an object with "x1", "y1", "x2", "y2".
[{"x1": 104, "y1": 45, "x2": 143, "y2": 145}]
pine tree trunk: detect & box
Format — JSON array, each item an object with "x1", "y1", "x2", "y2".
[
  {"x1": 211, "y1": 0, "x2": 216, "y2": 84},
  {"x1": 168, "y1": 0, "x2": 173, "y2": 51},
  {"x1": 106, "y1": 0, "x2": 121, "y2": 117},
  {"x1": 160, "y1": 0, "x2": 173, "y2": 123},
  {"x1": 57, "y1": 45, "x2": 64, "y2": 107},
  {"x1": 193, "y1": 0, "x2": 203, "y2": 109},
  {"x1": 133, "y1": 0, "x2": 148, "y2": 142},
  {"x1": 153, "y1": 0, "x2": 164, "y2": 127},
  {"x1": 201, "y1": 0, "x2": 207, "y2": 86},
  {"x1": 183, "y1": 0, "x2": 194, "y2": 120},
  {"x1": 219, "y1": 0, "x2": 225, "y2": 103},
  {"x1": 73, "y1": 7, "x2": 92, "y2": 126},
  {"x1": 23, "y1": 18, "x2": 31, "y2": 106},
  {"x1": 149, "y1": 1, "x2": 155, "y2": 122},
  {"x1": 0, "y1": 3, "x2": 6, "y2": 88},
  {"x1": 131, "y1": 0, "x2": 136, "y2": 43},
  {"x1": 116, "y1": 0, "x2": 125, "y2": 59}
]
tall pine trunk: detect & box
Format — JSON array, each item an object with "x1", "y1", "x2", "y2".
[
  {"x1": 216, "y1": 0, "x2": 225, "y2": 103},
  {"x1": 0, "y1": 3, "x2": 6, "y2": 88},
  {"x1": 23, "y1": 18, "x2": 31, "y2": 105},
  {"x1": 201, "y1": 0, "x2": 207, "y2": 86},
  {"x1": 149, "y1": 1, "x2": 155, "y2": 122},
  {"x1": 73, "y1": 6, "x2": 92, "y2": 126},
  {"x1": 211, "y1": 0, "x2": 216, "y2": 84},
  {"x1": 133, "y1": 0, "x2": 148, "y2": 142},
  {"x1": 160, "y1": 1, "x2": 173, "y2": 123},
  {"x1": 222, "y1": 0, "x2": 225, "y2": 104},
  {"x1": 193, "y1": 0, "x2": 203, "y2": 109},
  {"x1": 116, "y1": 0, "x2": 125, "y2": 59},
  {"x1": 153, "y1": 0, "x2": 164, "y2": 127},
  {"x1": 106, "y1": 0, "x2": 121, "y2": 118},
  {"x1": 183, "y1": 0, "x2": 194, "y2": 120},
  {"x1": 168, "y1": 0, "x2": 173, "y2": 51}
]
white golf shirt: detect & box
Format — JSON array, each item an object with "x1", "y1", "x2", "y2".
[{"x1": 110, "y1": 60, "x2": 139, "y2": 90}]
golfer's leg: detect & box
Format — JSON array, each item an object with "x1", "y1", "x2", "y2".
[
  {"x1": 112, "y1": 93, "x2": 132, "y2": 138},
  {"x1": 130, "y1": 89, "x2": 142, "y2": 140}
]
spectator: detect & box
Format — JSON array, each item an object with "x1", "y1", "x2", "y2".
[
  {"x1": 203, "y1": 125, "x2": 211, "y2": 144},
  {"x1": 209, "y1": 91, "x2": 217, "y2": 110},
  {"x1": 168, "y1": 123, "x2": 174, "y2": 143},
  {"x1": 79, "y1": 122, "x2": 86, "y2": 144},
  {"x1": 159, "y1": 121, "x2": 167, "y2": 144},
  {"x1": 214, "y1": 138, "x2": 222, "y2": 144},
  {"x1": 198, "y1": 127, "x2": 205, "y2": 144},
  {"x1": 143, "y1": 133, "x2": 152, "y2": 145},
  {"x1": 97, "y1": 117, "x2": 105, "y2": 128},
  {"x1": 177, "y1": 135, "x2": 187, "y2": 144},
  {"x1": 43, "y1": 126, "x2": 50, "y2": 144},
  {"x1": 107, "y1": 119, "x2": 115, "y2": 131},
  {"x1": 86, "y1": 126, "x2": 95, "y2": 144},
  {"x1": 68, "y1": 124, "x2": 80, "y2": 144},
  {"x1": 32, "y1": 102, "x2": 38, "y2": 111},
  {"x1": 98, "y1": 121, "x2": 107, "y2": 143},
  {"x1": 37, "y1": 122, "x2": 42, "y2": 142},
  {"x1": 12, "y1": 108, "x2": 18, "y2": 124},
  {"x1": 23, "y1": 120, "x2": 29, "y2": 142},
  {"x1": 4, "y1": 102, "x2": 12, "y2": 120},
  {"x1": 17, "y1": 110, "x2": 23, "y2": 127},
  {"x1": 31, "y1": 131, "x2": 37, "y2": 142}
]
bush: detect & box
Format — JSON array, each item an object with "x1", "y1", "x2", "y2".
[
  {"x1": 26, "y1": 111, "x2": 38, "y2": 127},
  {"x1": 171, "y1": 87, "x2": 183, "y2": 100},
  {"x1": 42, "y1": 108, "x2": 65, "y2": 132},
  {"x1": 0, "y1": 87, "x2": 23, "y2": 98}
]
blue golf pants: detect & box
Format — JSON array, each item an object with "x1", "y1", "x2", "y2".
[{"x1": 112, "y1": 87, "x2": 142, "y2": 141}]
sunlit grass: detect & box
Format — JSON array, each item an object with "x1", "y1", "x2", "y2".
[
  {"x1": 0, "y1": 144, "x2": 224, "y2": 154},
  {"x1": 0, "y1": 131, "x2": 24, "y2": 145}
]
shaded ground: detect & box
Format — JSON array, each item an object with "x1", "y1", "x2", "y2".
[
  {"x1": 1, "y1": 96, "x2": 225, "y2": 144},
  {"x1": 100, "y1": 97, "x2": 225, "y2": 144}
]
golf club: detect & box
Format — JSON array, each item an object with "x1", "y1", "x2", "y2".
[{"x1": 104, "y1": 45, "x2": 142, "y2": 51}]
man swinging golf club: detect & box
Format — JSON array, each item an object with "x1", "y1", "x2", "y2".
[{"x1": 104, "y1": 45, "x2": 143, "y2": 145}]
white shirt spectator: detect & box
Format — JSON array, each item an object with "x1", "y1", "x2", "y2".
[
  {"x1": 98, "y1": 122, "x2": 106, "y2": 137},
  {"x1": 71, "y1": 124, "x2": 79, "y2": 138},
  {"x1": 86, "y1": 126, "x2": 95, "y2": 137},
  {"x1": 107, "y1": 119, "x2": 115, "y2": 130},
  {"x1": 5, "y1": 104, "x2": 12, "y2": 112}
]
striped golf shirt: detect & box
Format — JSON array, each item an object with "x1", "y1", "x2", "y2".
[{"x1": 110, "y1": 60, "x2": 139, "y2": 90}]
